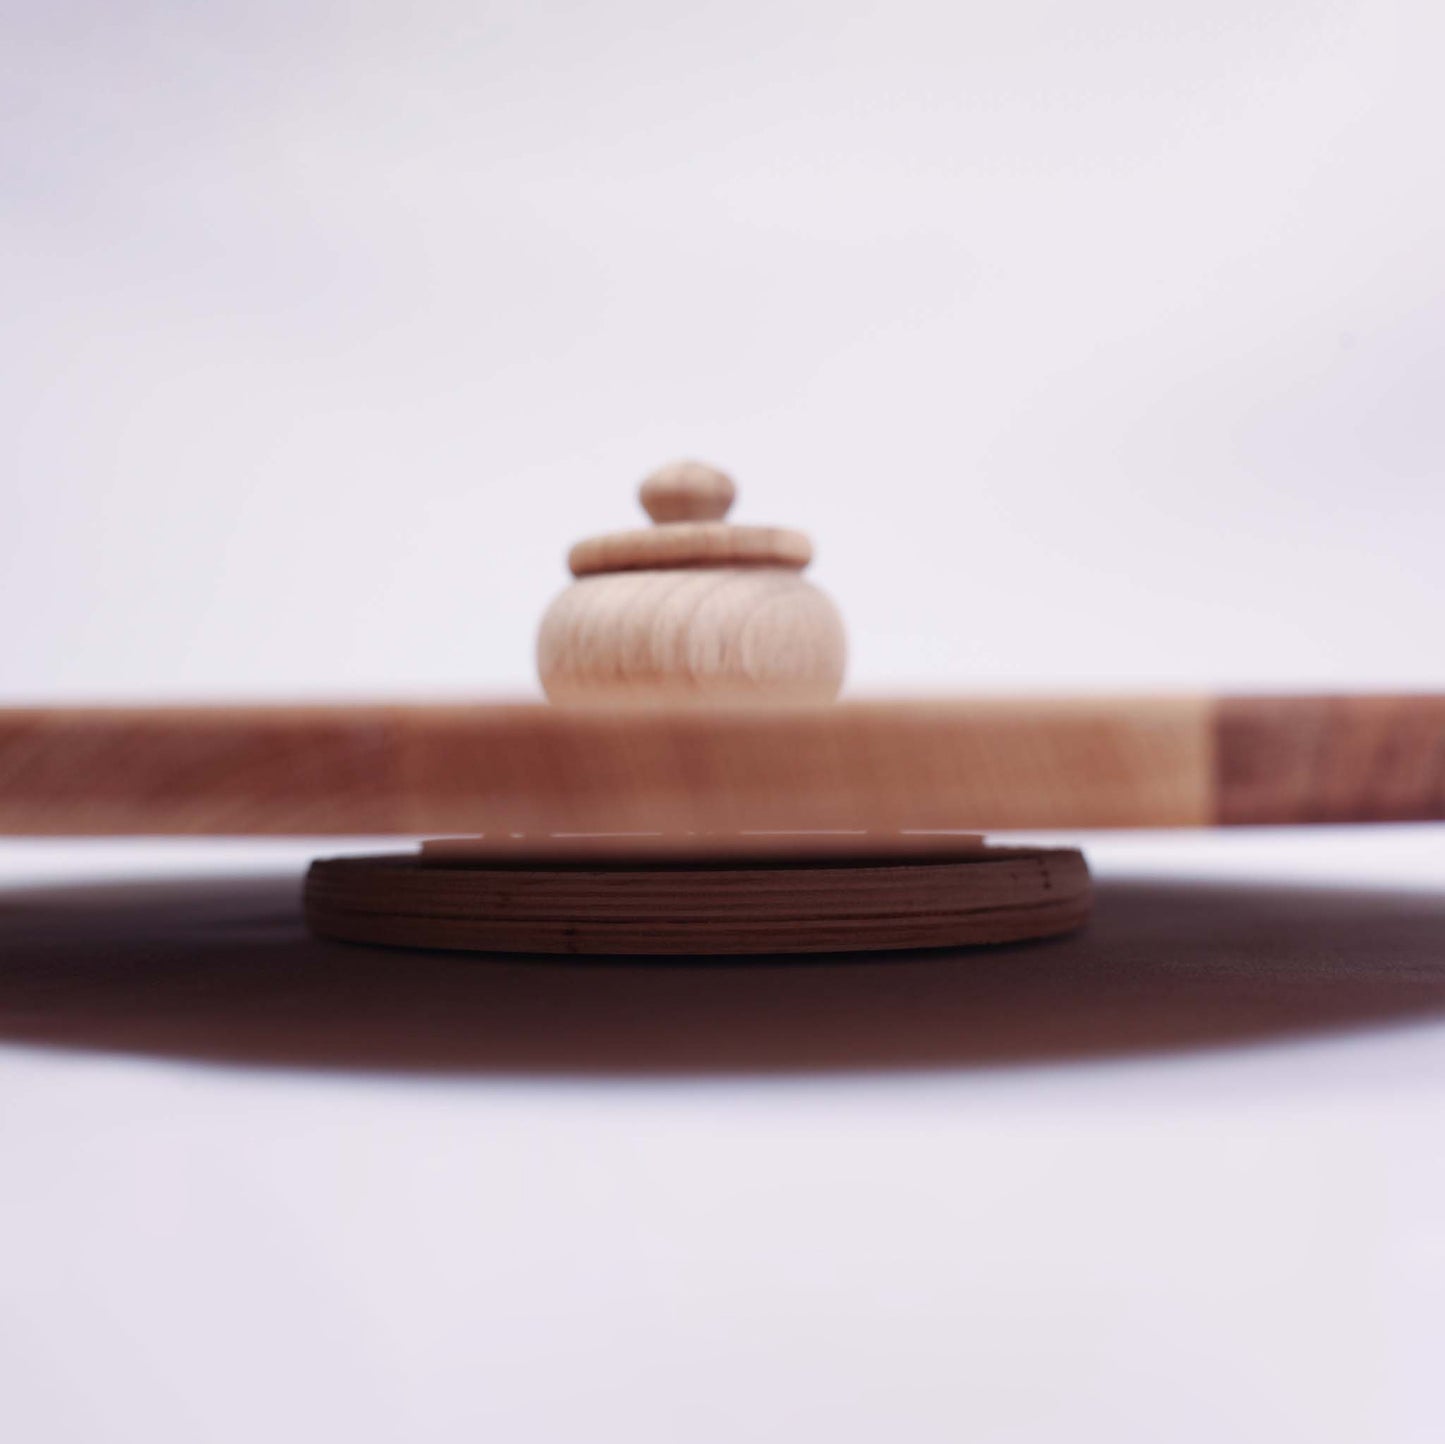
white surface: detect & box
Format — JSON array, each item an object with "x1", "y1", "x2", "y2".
[{"x1": 2, "y1": 829, "x2": 1444, "y2": 1444}]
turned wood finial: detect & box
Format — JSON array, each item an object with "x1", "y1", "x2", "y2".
[
  {"x1": 537, "y1": 460, "x2": 847, "y2": 705},
  {"x1": 639, "y1": 460, "x2": 737, "y2": 524}
]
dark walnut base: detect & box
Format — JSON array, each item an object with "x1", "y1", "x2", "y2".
[{"x1": 304, "y1": 845, "x2": 1091, "y2": 956}]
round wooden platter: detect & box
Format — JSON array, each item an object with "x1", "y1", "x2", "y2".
[
  {"x1": 2, "y1": 693, "x2": 1443, "y2": 843},
  {"x1": 304, "y1": 845, "x2": 1092, "y2": 956}
]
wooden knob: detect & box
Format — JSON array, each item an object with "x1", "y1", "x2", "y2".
[{"x1": 640, "y1": 461, "x2": 736, "y2": 524}]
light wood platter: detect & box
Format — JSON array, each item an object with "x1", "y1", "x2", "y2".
[
  {"x1": 1, "y1": 694, "x2": 1441, "y2": 850},
  {"x1": 304, "y1": 846, "x2": 1092, "y2": 955}
]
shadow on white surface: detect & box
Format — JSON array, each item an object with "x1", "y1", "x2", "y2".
[{"x1": 1, "y1": 871, "x2": 1443, "y2": 1074}]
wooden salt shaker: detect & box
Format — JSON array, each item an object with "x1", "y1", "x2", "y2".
[{"x1": 537, "y1": 461, "x2": 846, "y2": 704}]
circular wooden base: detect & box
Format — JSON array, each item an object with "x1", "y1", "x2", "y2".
[{"x1": 304, "y1": 846, "x2": 1091, "y2": 956}]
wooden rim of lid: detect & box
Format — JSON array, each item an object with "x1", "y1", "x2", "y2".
[
  {"x1": 569, "y1": 522, "x2": 813, "y2": 577},
  {"x1": 566, "y1": 460, "x2": 815, "y2": 578}
]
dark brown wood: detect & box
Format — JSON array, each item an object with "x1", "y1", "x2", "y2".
[
  {"x1": 1214, "y1": 694, "x2": 1445, "y2": 825},
  {"x1": 304, "y1": 847, "x2": 1092, "y2": 954}
]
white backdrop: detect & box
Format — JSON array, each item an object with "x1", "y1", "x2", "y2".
[
  {"x1": 4, "y1": 7, "x2": 1445, "y2": 1443},
  {"x1": 3, "y1": 0, "x2": 1442, "y2": 701}
]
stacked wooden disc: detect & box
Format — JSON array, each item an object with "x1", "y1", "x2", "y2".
[{"x1": 304, "y1": 846, "x2": 1091, "y2": 956}]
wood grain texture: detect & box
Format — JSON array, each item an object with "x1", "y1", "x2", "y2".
[
  {"x1": 568, "y1": 523, "x2": 812, "y2": 577},
  {"x1": 0, "y1": 705, "x2": 401, "y2": 836},
  {"x1": 304, "y1": 847, "x2": 1092, "y2": 954},
  {"x1": 1216, "y1": 694, "x2": 1445, "y2": 825},
  {"x1": 1, "y1": 694, "x2": 1441, "y2": 841},
  {"x1": 545, "y1": 457, "x2": 842, "y2": 704},
  {"x1": 537, "y1": 569, "x2": 846, "y2": 705},
  {"x1": 0, "y1": 697, "x2": 1210, "y2": 839}
]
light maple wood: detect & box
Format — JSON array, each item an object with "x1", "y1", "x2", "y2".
[
  {"x1": 1, "y1": 695, "x2": 1441, "y2": 843},
  {"x1": 419, "y1": 831, "x2": 986, "y2": 864},
  {"x1": 568, "y1": 523, "x2": 812, "y2": 577},
  {"x1": 304, "y1": 846, "x2": 1092, "y2": 954},
  {"x1": 538, "y1": 570, "x2": 846, "y2": 705},
  {"x1": 538, "y1": 460, "x2": 845, "y2": 705},
  {"x1": 639, "y1": 460, "x2": 736, "y2": 523}
]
